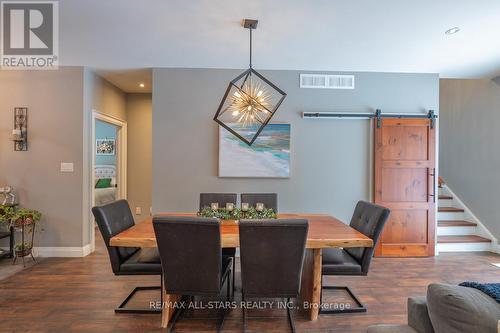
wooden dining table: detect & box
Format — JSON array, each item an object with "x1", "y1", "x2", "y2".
[{"x1": 110, "y1": 213, "x2": 373, "y2": 328}]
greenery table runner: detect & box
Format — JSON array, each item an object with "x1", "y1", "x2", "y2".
[{"x1": 198, "y1": 207, "x2": 277, "y2": 220}]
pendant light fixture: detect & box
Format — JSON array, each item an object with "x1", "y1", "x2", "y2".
[{"x1": 214, "y1": 19, "x2": 287, "y2": 146}]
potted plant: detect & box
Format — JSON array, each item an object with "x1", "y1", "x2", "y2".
[
  {"x1": 11, "y1": 208, "x2": 41, "y2": 228},
  {"x1": 14, "y1": 242, "x2": 33, "y2": 257},
  {"x1": 0, "y1": 205, "x2": 15, "y2": 223},
  {"x1": 10, "y1": 208, "x2": 41, "y2": 259}
]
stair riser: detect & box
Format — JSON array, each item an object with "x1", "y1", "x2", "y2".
[
  {"x1": 437, "y1": 226, "x2": 477, "y2": 236},
  {"x1": 438, "y1": 242, "x2": 491, "y2": 252},
  {"x1": 438, "y1": 199, "x2": 453, "y2": 206},
  {"x1": 438, "y1": 212, "x2": 465, "y2": 220}
]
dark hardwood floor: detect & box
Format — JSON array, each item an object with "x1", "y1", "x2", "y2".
[{"x1": 0, "y1": 232, "x2": 499, "y2": 332}]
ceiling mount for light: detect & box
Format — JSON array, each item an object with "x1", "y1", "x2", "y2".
[
  {"x1": 243, "y1": 19, "x2": 258, "y2": 29},
  {"x1": 213, "y1": 19, "x2": 287, "y2": 146},
  {"x1": 445, "y1": 27, "x2": 460, "y2": 35}
]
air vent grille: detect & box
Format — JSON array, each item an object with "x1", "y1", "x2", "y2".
[{"x1": 300, "y1": 74, "x2": 355, "y2": 89}]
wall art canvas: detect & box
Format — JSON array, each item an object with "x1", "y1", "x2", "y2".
[
  {"x1": 96, "y1": 139, "x2": 116, "y2": 155},
  {"x1": 219, "y1": 123, "x2": 290, "y2": 178}
]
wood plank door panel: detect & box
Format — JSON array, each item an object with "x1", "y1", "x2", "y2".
[{"x1": 375, "y1": 118, "x2": 436, "y2": 257}]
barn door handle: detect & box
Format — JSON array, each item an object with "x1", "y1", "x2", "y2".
[{"x1": 429, "y1": 168, "x2": 436, "y2": 203}]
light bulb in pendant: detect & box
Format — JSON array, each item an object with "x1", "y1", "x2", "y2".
[
  {"x1": 232, "y1": 110, "x2": 239, "y2": 116},
  {"x1": 247, "y1": 105, "x2": 252, "y2": 111},
  {"x1": 257, "y1": 90, "x2": 263, "y2": 97}
]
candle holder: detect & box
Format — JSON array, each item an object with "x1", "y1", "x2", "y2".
[
  {"x1": 241, "y1": 202, "x2": 249, "y2": 212},
  {"x1": 255, "y1": 202, "x2": 265, "y2": 212},
  {"x1": 12, "y1": 107, "x2": 28, "y2": 151},
  {"x1": 210, "y1": 202, "x2": 219, "y2": 211},
  {"x1": 226, "y1": 202, "x2": 234, "y2": 212}
]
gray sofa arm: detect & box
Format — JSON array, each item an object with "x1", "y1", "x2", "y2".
[{"x1": 408, "y1": 296, "x2": 435, "y2": 333}]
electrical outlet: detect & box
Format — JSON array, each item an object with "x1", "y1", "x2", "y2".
[{"x1": 135, "y1": 207, "x2": 142, "y2": 215}]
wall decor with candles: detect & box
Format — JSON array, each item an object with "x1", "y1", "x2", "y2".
[{"x1": 12, "y1": 107, "x2": 28, "y2": 151}]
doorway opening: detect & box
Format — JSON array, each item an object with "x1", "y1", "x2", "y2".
[{"x1": 90, "y1": 111, "x2": 127, "y2": 250}]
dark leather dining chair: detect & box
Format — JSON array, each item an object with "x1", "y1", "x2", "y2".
[
  {"x1": 239, "y1": 219, "x2": 308, "y2": 333},
  {"x1": 199, "y1": 193, "x2": 237, "y2": 292},
  {"x1": 321, "y1": 201, "x2": 390, "y2": 314},
  {"x1": 199, "y1": 193, "x2": 237, "y2": 211},
  {"x1": 92, "y1": 200, "x2": 162, "y2": 313},
  {"x1": 240, "y1": 193, "x2": 278, "y2": 212},
  {"x1": 153, "y1": 216, "x2": 233, "y2": 333}
]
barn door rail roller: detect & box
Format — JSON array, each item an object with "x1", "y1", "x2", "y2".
[{"x1": 302, "y1": 109, "x2": 438, "y2": 128}]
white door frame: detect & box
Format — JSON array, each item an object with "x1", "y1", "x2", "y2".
[{"x1": 90, "y1": 110, "x2": 127, "y2": 250}]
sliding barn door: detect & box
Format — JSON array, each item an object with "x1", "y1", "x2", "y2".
[{"x1": 374, "y1": 118, "x2": 436, "y2": 257}]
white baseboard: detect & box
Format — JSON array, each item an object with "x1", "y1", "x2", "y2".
[
  {"x1": 491, "y1": 242, "x2": 500, "y2": 254},
  {"x1": 82, "y1": 243, "x2": 93, "y2": 256},
  {"x1": 34, "y1": 244, "x2": 93, "y2": 257},
  {"x1": 437, "y1": 242, "x2": 492, "y2": 252}
]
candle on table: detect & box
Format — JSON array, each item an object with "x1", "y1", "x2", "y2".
[
  {"x1": 210, "y1": 202, "x2": 219, "y2": 211},
  {"x1": 256, "y1": 202, "x2": 265, "y2": 212},
  {"x1": 241, "y1": 202, "x2": 249, "y2": 212},
  {"x1": 226, "y1": 202, "x2": 234, "y2": 212}
]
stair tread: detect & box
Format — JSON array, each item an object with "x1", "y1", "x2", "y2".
[
  {"x1": 439, "y1": 195, "x2": 453, "y2": 200},
  {"x1": 438, "y1": 207, "x2": 465, "y2": 212},
  {"x1": 438, "y1": 220, "x2": 477, "y2": 227},
  {"x1": 438, "y1": 235, "x2": 490, "y2": 243}
]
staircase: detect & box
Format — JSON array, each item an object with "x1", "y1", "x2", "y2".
[{"x1": 437, "y1": 178, "x2": 494, "y2": 252}]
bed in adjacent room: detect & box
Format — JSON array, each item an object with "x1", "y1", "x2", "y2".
[{"x1": 94, "y1": 165, "x2": 117, "y2": 206}]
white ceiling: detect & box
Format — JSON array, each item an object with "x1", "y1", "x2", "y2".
[
  {"x1": 95, "y1": 68, "x2": 152, "y2": 93},
  {"x1": 60, "y1": 0, "x2": 500, "y2": 78}
]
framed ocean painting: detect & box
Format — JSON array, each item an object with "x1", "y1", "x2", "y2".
[{"x1": 219, "y1": 123, "x2": 290, "y2": 178}]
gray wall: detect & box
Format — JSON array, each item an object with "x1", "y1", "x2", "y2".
[
  {"x1": 86, "y1": 71, "x2": 127, "y2": 121},
  {"x1": 0, "y1": 68, "x2": 150, "y2": 250},
  {"x1": 126, "y1": 93, "x2": 152, "y2": 221},
  {"x1": 82, "y1": 69, "x2": 127, "y2": 246},
  {"x1": 0, "y1": 67, "x2": 85, "y2": 247},
  {"x1": 153, "y1": 69, "x2": 439, "y2": 223},
  {"x1": 82, "y1": 73, "x2": 152, "y2": 245},
  {"x1": 440, "y1": 79, "x2": 500, "y2": 240}
]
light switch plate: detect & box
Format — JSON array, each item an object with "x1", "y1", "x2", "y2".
[
  {"x1": 135, "y1": 207, "x2": 142, "y2": 215},
  {"x1": 60, "y1": 162, "x2": 74, "y2": 172}
]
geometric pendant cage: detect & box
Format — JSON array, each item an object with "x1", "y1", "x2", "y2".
[{"x1": 213, "y1": 19, "x2": 287, "y2": 146}]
